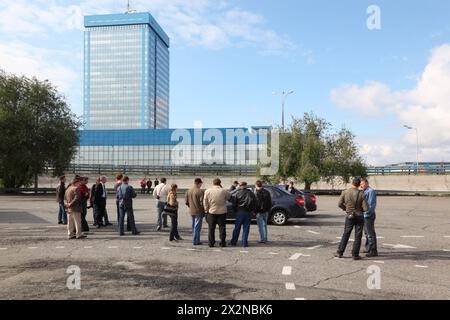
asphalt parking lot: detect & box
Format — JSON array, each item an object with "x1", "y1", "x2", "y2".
[{"x1": 0, "y1": 195, "x2": 449, "y2": 300}]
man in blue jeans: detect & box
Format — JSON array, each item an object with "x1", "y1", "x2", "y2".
[
  {"x1": 117, "y1": 176, "x2": 140, "y2": 236},
  {"x1": 56, "y1": 176, "x2": 67, "y2": 225},
  {"x1": 185, "y1": 178, "x2": 205, "y2": 246},
  {"x1": 254, "y1": 180, "x2": 272, "y2": 244},
  {"x1": 360, "y1": 178, "x2": 378, "y2": 257},
  {"x1": 230, "y1": 182, "x2": 257, "y2": 247}
]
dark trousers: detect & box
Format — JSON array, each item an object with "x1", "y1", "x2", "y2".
[
  {"x1": 206, "y1": 213, "x2": 226, "y2": 246},
  {"x1": 169, "y1": 213, "x2": 180, "y2": 241},
  {"x1": 96, "y1": 203, "x2": 106, "y2": 226},
  {"x1": 364, "y1": 218, "x2": 378, "y2": 253},
  {"x1": 338, "y1": 216, "x2": 364, "y2": 257},
  {"x1": 230, "y1": 210, "x2": 252, "y2": 247},
  {"x1": 118, "y1": 207, "x2": 138, "y2": 235},
  {"x1": 81, "y1": 202, "x2": 89, "y2": 232}
]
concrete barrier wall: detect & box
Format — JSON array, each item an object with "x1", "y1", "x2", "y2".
[{"x1": 38, "y1": 174, "x2": 450, "y2": 192}]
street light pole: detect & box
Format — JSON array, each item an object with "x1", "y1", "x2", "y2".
[
  {"x1": 273, "y1": 90, "x2": 294, "y2": 131},
  {"x1": 404, "y1": 125, "x2": 420, "y2": 174}
]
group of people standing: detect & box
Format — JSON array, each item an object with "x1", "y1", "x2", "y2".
[
  {"x1": 155, "y1": 177, "x2": 273, "y2": 247},
  {"x1": 57, "y1": 174, "x2": 378, "y2": 258},
  {"x1": 335, "y1": 177, "x2": 378, "y2": 260},
  {"x1": 139, "y1": 178, "x2": 159, "y2": 194}
]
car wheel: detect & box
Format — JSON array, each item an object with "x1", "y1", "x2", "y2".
[{"x1": 271, "y1": 210, "x2": 287, "y2": 226}]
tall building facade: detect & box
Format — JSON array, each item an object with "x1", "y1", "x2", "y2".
[{"x1": 83, "y1": 12, "x2": 170, "y2": 129}]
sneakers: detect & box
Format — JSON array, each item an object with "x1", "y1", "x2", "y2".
[
  {"x1": 156, "y1": 225, "x2": 161, "y2": 231},
  {"x1": 366, "y1": 252, "x2": 379, "y2": 258},
  {"x1": 220, "y1": 243, "x2": 227, "y2": 248},
  {"x1": 352, "y1": 256, "x2": 362, "y2": 261},
  {"x1": 334, "y1": 252, "x2": 343, "y2": 258}
]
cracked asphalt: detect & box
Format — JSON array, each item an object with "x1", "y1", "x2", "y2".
[{"x1": 0, "y1": 195, "x2": 449, "y2": 300}]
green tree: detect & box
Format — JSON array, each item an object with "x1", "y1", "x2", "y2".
[
  {"x1": 0, "y1": 71, "x2": 81, "y2": 188},
  {"x1": 258, "y1": 112, "x2": 367, "y2": 190}
]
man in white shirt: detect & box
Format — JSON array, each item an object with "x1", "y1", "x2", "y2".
[{"x1": 153, "y1": 177, "x2": 170, "y2": 231}]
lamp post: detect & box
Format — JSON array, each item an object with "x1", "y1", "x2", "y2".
[
  {"x1": 273, "y1": 90, "x2": 294, "y2": 131},
  {"x1": 404, "y1": 125, "x2": 420, "y2": 174}
]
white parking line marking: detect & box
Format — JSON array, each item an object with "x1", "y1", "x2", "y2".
[
  {"x1": 161, "y1": 247, "x2": 171, "y2": 250},
  {"x1": 289, "y1": 253, "x2": 302, "y2": 260},
  {"x1": 295, "y1": 298, "x2": 306, "y2": 300},
  {"x1": 84, "y1": 246, "x2": 93, "y2": 249},
  {"x1": 294, "y1": 226, "x2": 301, "y2": 229},
  {"x1": 415, "y1": 265, "x2": 428, "y2": 268},
  {"x1": 444, "y1": 236, "x2": 450, "y2": 238},
  {"x1": 443, "y1": 249, "x2": 450, "y2": 252},
  {"x1": 307, "y1": 230, "x2": 320, "y2": 235},
  {"x1": 55, "y1": 246, "x2": 65, "y2": 249},
  {"x1": 268, "y1": 252, "x2": 279, "y2": 255},
  {"x1": 187, "y1": 249, "x2": 198, "y2": 251},
  {"x1": 336, "y1": 237, "x2": 354, "y2": 241},
  {"x1": 401, "y1": 236, "x2": 425, "y2": 238},
  {"x1": 285, "y1": 283, "x2": 296, "y2": 290},
  {"x1": 374, "y1": 261, "x2": 385, "y2": 264},
  {"x1": 133, "y1": 247, "x2": 143, "y2": 249},
  {"x1": 20, "y1": 227, "x2": 30, "y2": 230},
  {"x1": 108, "y1": 246, "x2": 118, "y2": 249},
  {"x1": 45, "y1": 226, "x2": 61, "y2": 228},
  {"x1": 0, "y1": 248, "x2": 7, "y2": 250},
  {"x1": 282, "y1": 266, "x2": 292, "y2": 276},
  {"x1": 240, "y1": 251, "x2": 249, "y2": 254},
  {"x1": 383, "y1": 243, "x2": 417, "y2": 249},
  {"x1": 289, "y1": 253, "x2": 310, "y2": 260},
  {"x1": 377, "y1": 236, "x2": 385, "y2": 239},
  {"x1": 306, "y1": 245, "x2": 322, "y2": 250},
  {"x1": 28, "y1": 247, "x2": 38, "y2": 249},
  {"x1": 212, "y1": 249, "x2": 222, "y2": 252}
]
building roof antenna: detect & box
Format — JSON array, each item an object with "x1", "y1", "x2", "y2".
[{"x1": 126, "y1": 0, "x2": 137, "y2": 14}]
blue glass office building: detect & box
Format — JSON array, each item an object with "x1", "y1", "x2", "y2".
[
  {"x1": 84, "y1": 12, "x2": 170, "y2": 129},
  {"x1": 77, "y1": 12, "x2": 269, "y2": 170}
]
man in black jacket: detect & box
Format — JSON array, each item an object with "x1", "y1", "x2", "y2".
[
  {"x1": 255, "y1": 180, "x2": 272, "y2": 244},
  {"x1": 94, "y1": 176, "x2": 107, "y2": 228},
  {"x1": 56, "y1": 176, "x2": 67, "y2": 225},
  {"x1": 229, "y1": 182, "x2": 257, "y2": 247}
]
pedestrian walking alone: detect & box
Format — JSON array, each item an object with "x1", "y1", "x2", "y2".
[
  {"x1": 140, "y1": 178, "x2": 146, "y2": 194},
  {"x1": 165, "y1": 184, "x2": 182, "y2": 242},
  {"x1": 254, "y1": 180, "x2": 272, "y2": 244},
  {"x1": 203, "y1": 178, "x2": 231, "y2": 248},
  {"x1": 185, "y1": 178, "x2": 205, "y2": 246},
  {"x1": 335, "y1": 177, "x2": 369, "y2": 260},
  {"x1": 56, "y1": 176, "x2": 67, "y2": 225},
  {"x1": 229, "y1": 182, "x2": 257, "y2": 247},
  {"x1": 146, "y1": 179, "x2": 152, "y2": 194}
]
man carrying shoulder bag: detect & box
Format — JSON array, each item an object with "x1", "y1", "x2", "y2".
[{"x1": 335, "y1": 177, "x2": 369, "y2": 260}]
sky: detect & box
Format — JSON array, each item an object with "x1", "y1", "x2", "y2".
[{"x1": 0, "y1": 0, "x2": 449, "y2": 165}]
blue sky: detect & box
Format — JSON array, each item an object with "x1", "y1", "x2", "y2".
[{"x1": 1, "y1": 0, "x2": 450, "y2": 165}]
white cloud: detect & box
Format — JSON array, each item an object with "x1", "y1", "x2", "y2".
[
  {"x1": 331, "y1": 44, "x2": 450, "y2": 164},
  {"x1": 0, "y1": 0, "x2": 297, "y2": 55},
  {"x1": 0, "y1": 42, "x2": 79, "y2": 93}
]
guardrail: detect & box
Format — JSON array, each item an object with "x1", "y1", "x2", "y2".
[
  {"x1": 367, "y1": 165, "x2": 450, "y2": 175},
  {"x1": 63, "y1": 164, "x2": 257, "y2": 176}
]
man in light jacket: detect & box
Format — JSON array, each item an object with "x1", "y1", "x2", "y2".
[
  {"x1": 153, "y1": 177, "x2": 170, "y2": 231},
  {"x1": 64, "y1": 177, "x2": 86, "y2": 240},
  {"x1": 185, "y1": 178, "x2": 205, "y2": 246},
  {"x1": 203, "y1": 178, "x2": 231, "y2": 248}
]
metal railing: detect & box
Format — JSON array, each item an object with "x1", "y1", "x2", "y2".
[{"x1": 367, "y1": 164, "x2": 450, "y2": 175}]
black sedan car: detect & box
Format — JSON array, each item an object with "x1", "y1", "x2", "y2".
[
  {"x1": 226, "y1": 185, "x2": 307, "y2": 226},
  {"x1": 274, "y1": 185, "x2": 317, "y2": 212}
]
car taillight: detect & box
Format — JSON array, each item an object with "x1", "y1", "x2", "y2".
[
  {"x1": 295, "y1": 197, "x2": 305, "y2": 206},
  {"x1": 310, "y1": 195, "x2": 316, "y2": 202}
]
